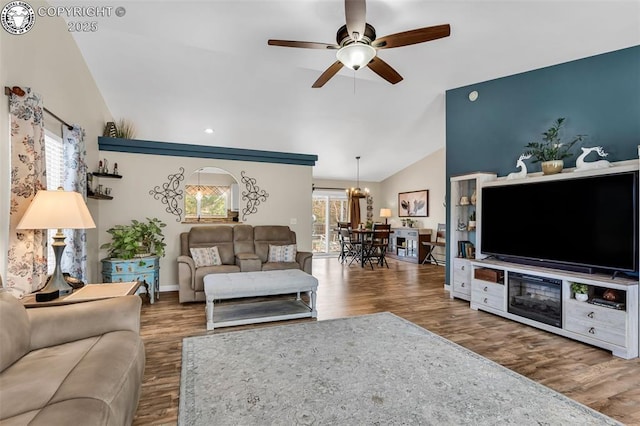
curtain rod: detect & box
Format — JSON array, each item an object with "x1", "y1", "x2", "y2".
[
  {"x1": 4, "y1": 86, "x2": 73, "y2": 130},
  {"x1": 312, "y1": 186, "x2": 347, "y2": 191}
]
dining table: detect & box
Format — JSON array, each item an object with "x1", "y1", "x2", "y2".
[{"x1": 350, "y1": 228, "x2": 393, "y2": 268}]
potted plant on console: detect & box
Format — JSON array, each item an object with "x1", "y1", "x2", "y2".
[
  {"x1": 571, "y1": 282, "x2": 589, "y2": 302},
  {"x1": 100, "y1": 217, "x2": 166, "y2": 303},
  {"x1": 524, "y1": 117, "x2": 586, "y2": 175}
]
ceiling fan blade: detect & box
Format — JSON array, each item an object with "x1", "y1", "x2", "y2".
[
  {"x1": 345, "y1": 0, "x2": 366, "y2": 41},
  {"x1": 268, "y1": 40, "x2": 340, "y2": 49},
  {"x1": 367, "y1": 57, "x2": 403, "y2": 85},
  {"x1": 372, "y1": 24, "x2": 450, "y2": 49},
  {"x1": 312, "y1": 61, "x2": 344, "y2": 88}
]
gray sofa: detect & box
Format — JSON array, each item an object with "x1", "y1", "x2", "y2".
[
  {"x1": 177, "y1": 225, "x2": 312, "y2": 303},
  {"x1": 0, "y1": 292, "x2": 145, "y2": 425}
]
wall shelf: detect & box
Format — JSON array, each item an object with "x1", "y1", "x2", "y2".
[
  {"x1": 91, "y1": 172, "x2": 122, "y2": 179},
  {"x1": 88, "y1": 171, "x2": 122, "y2": 200},
  {"x1": 87, "y1": 194, "x2": 113, "y2": 200}
]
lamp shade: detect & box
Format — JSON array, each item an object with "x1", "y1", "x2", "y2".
[
  {"x1": 380, "y1": 208, "x2": 392, "y2": 219},
  {"x1": 336, "y1": 43, "x2": 376, "y2": 70},
  {"x1": 17, "y1": 189, "x2": 96, "y2": 230}
]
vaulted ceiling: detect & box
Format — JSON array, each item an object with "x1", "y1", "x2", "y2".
[{"x1": 62, "y1": 0, "x2": 639, "y2": 181}]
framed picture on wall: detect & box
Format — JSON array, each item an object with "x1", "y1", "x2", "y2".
[{"x1": 398, "y1": 190, "x2": 429, "y2": 217}]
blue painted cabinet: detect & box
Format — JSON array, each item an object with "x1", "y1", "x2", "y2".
[{"x1": 101, "y1": 256, "x2": 159, "y2": 304}]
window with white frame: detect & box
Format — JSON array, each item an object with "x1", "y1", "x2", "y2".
[
  {"x1": 184, "y1": 184, "x2": 229, "y2": 219},
  {"x1": 44, "y1": 131, "x2": 64, "y2": 274}
]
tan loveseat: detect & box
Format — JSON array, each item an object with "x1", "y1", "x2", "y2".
[
  {"x1": 177, "y1": 225, "x2": 313, "y2": 303},
  {"x1": 0, "y1": 292, "x2": 145, "y2": 425}
]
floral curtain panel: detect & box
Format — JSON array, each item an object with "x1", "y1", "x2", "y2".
[
  {"x1": 62, "y1": 125, "x2": 89, "y2": 282},
  {"x1": 6, "y1": 87, "x2": 48, "y2": 296}
]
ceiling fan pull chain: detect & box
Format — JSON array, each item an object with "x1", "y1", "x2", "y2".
[{"x1": 353, "y1": 70, "x2": 356, "y2": 95}]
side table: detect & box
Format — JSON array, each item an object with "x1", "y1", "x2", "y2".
[
  {"x1": 101, "y1": 256, "x2": 159, "y2": 304},
  {"x1": 21, "y1": 281, "x2": 141, "y2": 308}
]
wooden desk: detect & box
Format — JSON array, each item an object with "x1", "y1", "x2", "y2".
[{"x1": 21, "y1": 282, "x2": 141, "y2": 308}]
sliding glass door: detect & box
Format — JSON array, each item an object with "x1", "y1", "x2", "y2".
[{"x1": 312, "y1": 189, "x2": 349, "y2": 254}]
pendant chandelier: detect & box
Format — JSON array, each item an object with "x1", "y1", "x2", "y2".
[{"x1": 347, "y1": 156, "x2": 369, "y2": 199}]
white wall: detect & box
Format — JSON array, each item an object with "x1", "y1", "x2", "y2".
[
  {"x1": 0, "y1": 1, "x2": 111, "y2": 282},
  {"x1": 379, "y1": 148, "x2": 447, "y2": 232},
  {"x1": 97, "y1": 151, "x2": 313, "y2": 290}
]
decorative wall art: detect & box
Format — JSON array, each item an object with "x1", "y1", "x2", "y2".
[
  {"x1": 149, "y1": 167, "x2": 184, "y2": 222},
  {"x1": 240, "y1": 171, "x2": 269, "y2": 221},
  {"x1": 366, "y1": 194, "x2": 374, "y2": 224},
  {"x1": 398, "y1": 190, "x2": 429, "y2": 217}
]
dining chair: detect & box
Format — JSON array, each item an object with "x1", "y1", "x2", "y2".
[
  {"x1": 421, "y1": 223, "x2": 446, "y2": 265},
  {"x1": 365, "y1": 223, "x2": 391, "y2": 269},
  {"x1": 337, "y1": 222, "x2": 356, "y2": 264}
]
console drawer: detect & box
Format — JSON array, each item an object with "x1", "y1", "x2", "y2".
[
  {"x1": 565, "y1": 317, "x2": 626, "y2": 346},
  {"x1": 472, "y1": 282, "x2": 505, "y2": 311},
  {"x1": 565, "y1": 302, "x2": 626, "y2": 346},
  {"x1": 565, "y1": 301, "x2": 626, "y2": 328},
  {"x1": 452, "y1": 258, "x2": 472, "y2": 297},
  {"x1": 453, "y1": 279, "x2": 471, "y2": 296}
]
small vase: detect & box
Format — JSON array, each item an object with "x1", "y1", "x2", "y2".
[
  {"x1": 470, "y1": 190, "x2": 477, "y2": 206},
  {"x1": 541, "y1": 160, "x2": 564, "y2": 175},
  {"x1": 575, "y1": 293, "x2": 588, "y2": 302}
]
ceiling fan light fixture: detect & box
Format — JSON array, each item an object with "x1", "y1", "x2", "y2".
[{"x1": 336, "y1": 43, "x2": 376, "y2": 70}]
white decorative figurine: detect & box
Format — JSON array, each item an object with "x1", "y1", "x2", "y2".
[
  {"x1": 575, "y1": 146, "x2": 611, "y2": 171},
  {"x1": 507, "y1": 154, "x2": 532, "y2": 180}
]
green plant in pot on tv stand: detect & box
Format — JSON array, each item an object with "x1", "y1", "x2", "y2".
[
  {"x1": 524, "y1": 117, "x2": 586, "y2": 175},
  {"x1": 570, "y1": 282, "x2": 589, "y2": 302}
]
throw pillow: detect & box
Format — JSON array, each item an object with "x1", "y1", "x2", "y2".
[
  {"x1": 190, "y1": 246, "x2": 222, "y2": 268},
  {"x1": 268, "y1": 244, "x2": 297, "y2": 263}
]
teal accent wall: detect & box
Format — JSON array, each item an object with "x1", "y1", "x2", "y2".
[
  {"x1": 444, "y1": 46, "x2": 640, "y2": 284},
  {"x1": 446, "y1": 46, "x2": 639, "y2": 177}
]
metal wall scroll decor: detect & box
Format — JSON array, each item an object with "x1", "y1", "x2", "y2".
[
  {"x1": 240, "y1": 170, "x2": 269, "y2": 221},
  {"x1": 149, "y1": 167, "x2": 184, "y2": 222},
  {"x1": 366, "y1": 194, "x2": 374, "y2": 223}
]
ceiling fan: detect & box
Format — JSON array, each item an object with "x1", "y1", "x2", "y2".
[{"x1": 267, "y1": 0, "x2": 450, "y2": 88}]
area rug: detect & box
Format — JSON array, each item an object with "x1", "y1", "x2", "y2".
[{"x1": 179, "y1": 312, "x2": 619, "y2": 425}]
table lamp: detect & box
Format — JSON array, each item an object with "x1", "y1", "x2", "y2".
[
  {"x1": 380, "y1": 208, "x2": 392, "y2": 224},
  {"x1": 17, "y1": 188, "x2": 96, "y2": 296}
]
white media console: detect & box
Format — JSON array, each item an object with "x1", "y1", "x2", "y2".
[
  {"x1": 450, "y1": 158, "x2": 640, "y2": 359},
  {"x1": 469, "y1": 259, "x2": 638, "y2": 359}
]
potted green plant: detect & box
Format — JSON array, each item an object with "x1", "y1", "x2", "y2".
[
  {"x1": 524, "y1": 117, "x2": 586, "y2": 175},
  {"x1": 570, "y1": 282, "x2": 589, "y2": 302},
  {"x1": 101, "y1": 217, "x2": 167, "y2": 260},
  {"x1": 468, "y1": 211, "x2": 476, "y2": 231}
]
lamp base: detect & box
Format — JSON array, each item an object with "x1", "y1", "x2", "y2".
[
  {"x1": 40, "y1": 273, "x2": 72, "y2": 295},
  {"x1": 35, "y1": 290, "x2": 60, "y2": 302},
  {"x1": 44, "y1": 231, "x2": 73, "y2": 295}
]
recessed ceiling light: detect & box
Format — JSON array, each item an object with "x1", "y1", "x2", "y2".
[
  {"x1": 468, "y1": 91, "x2": 479, "y2": 102},
  {"x1": 204, "y1": 128, "x2": 214, "y2": 134}
]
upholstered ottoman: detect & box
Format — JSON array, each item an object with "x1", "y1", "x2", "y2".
[{"x1": 204, "y1": 269, "x2": 318, "y2": 330}]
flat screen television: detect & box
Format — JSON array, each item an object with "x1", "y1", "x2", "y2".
[{"x1": 481, "y1": 171, "x2": 639, "y2": 274}]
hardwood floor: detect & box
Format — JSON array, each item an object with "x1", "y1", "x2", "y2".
[{"x1": 134, "y1": 257, "x2": 640, "y2": 425}]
